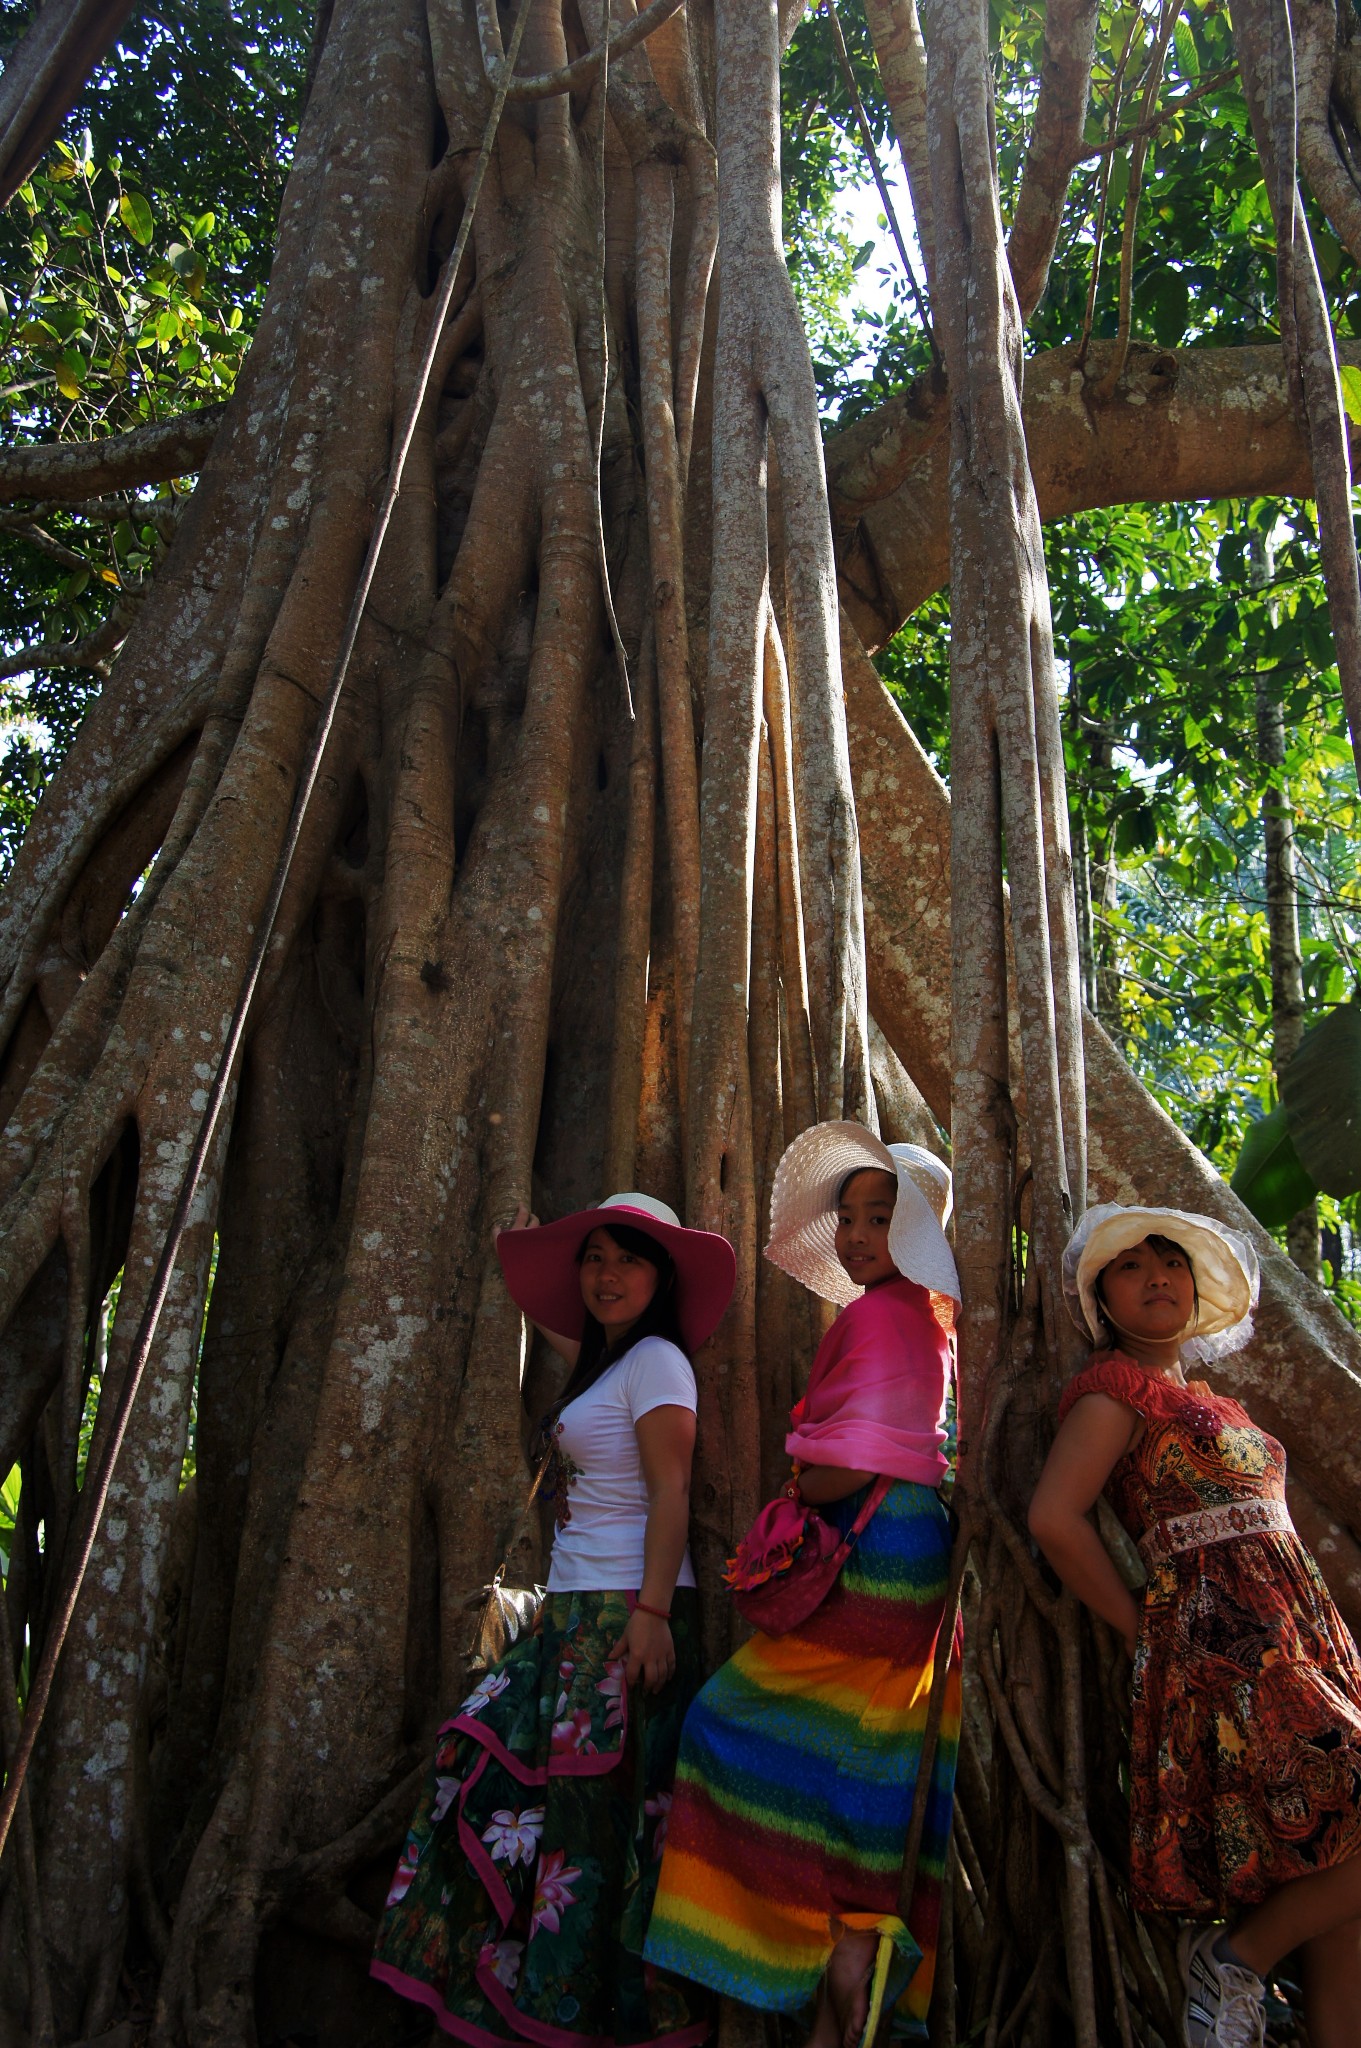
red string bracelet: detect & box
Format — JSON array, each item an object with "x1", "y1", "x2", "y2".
[{"x1": 634, "y1": 1599, "x2": 671, "y2": 1621}]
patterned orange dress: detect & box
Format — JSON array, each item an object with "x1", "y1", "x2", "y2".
[{"x1": 1060, "y1": 1355, "x2": 1361, "y2": 1916}]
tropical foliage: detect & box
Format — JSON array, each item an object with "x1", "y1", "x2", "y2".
[{"x1": 0, "y1": 0, "x2": 308, "y2": 865}]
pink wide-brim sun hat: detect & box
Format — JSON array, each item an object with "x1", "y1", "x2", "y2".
[{"x1": 496, "y1": 1192, "x2": 737, "y2": 1354}]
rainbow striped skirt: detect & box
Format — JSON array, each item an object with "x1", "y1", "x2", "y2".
[{"x1": 642, "y1": 1480, "x2": 959, "y2": 2038}]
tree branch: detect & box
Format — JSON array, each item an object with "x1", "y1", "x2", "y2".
[
  {"x1": 831, "y1": 336, "x2": 1361, "y2": 649},
  {"x1": 0, "y1": 601, "x2": 134, "y2": 681},
  {"x1": 0, "y1": 511, "x2": 93, "y2": 573},
  {"x1": 1292, "y1": 0, "x2": 1361, "y2": 263},
  {"x1": 0, "y1": 0, "x2": 137, "y2": 207},
  {"x1": 1006, "y1": 0, "x2": 1100, "y2": 323},
  {"x1": 0, "y1": 405, "x2": 227, "y2": 505},
  {"x1": 863, "y1": 0, "x2": 937, "y2": 287},
  {"x1": 475, "y1": 0, "x2": 689, "y2": 100}
]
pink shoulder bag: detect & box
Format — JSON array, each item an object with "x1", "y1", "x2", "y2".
[{"x1": 724, "y1": 1474, "x2": 892, "y2": 1635}]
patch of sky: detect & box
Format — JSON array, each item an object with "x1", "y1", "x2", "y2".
[{"x1": 792, "y1": 140, "x2": 935, "y2": 426}]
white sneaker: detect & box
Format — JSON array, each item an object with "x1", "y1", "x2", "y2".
[{"x1": 1180, "y1": 1925, "x2": 1267, "y2": 2048}]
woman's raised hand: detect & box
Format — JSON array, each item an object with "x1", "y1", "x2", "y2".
[{"x1": 493, "y1": 1201, "x2": 539, "y2": 1245}]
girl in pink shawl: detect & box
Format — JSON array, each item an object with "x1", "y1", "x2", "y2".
[{"x1": 646, "y1": 1123, "x2": 962, "y2": 2048}]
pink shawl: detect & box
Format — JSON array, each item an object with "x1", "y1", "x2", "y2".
[{"x1": 784, "y1": 1275, "x2": 953, "y2": 1487}]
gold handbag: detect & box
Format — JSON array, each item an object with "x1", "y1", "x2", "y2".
[{"x1": 465, "y1": 1448, "x2": 554, "y2": 1673}]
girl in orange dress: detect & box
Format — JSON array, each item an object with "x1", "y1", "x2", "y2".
[{"x1": 1029, "y1": 1204, "x2": 1361, "y2": 2048}]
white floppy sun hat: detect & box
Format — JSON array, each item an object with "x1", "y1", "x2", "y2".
[
  {"x1": 764, "y1": 1119, "x2": 960, "y2": 1307},
  {"x1": 1063, "y1": 1203, "x2": 1259, "y2": 1363}
]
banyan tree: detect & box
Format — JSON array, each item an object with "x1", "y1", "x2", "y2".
[{"x1": 1, "y1": 0, "x2": 1361, "y2": 2041}]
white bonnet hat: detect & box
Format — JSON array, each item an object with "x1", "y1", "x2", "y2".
[
  {"x1": 1063, "y1": 1203, "x2": 1259, "y2": 1363},
  {"x1": 764, "y1": 1119, "x2": 960, "y2": 1307}
]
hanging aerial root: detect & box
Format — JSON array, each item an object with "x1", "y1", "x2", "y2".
[
  {"x1": 824, "y1": 0, "x2": 937, "y2": 356},
  {"x1": 762, "y1": 606, "x2": 816, "y2": 1135},
  {"x1": 1092, "y1": 0, "x2": 1181, "y2": 401},
  {"x1": 1292, "y1": 0, "x2": 1361, "y2": 266},
  {"x1": 610, "y1": 49, "x2": 710, "y2": 1120},
  {"x1": 605, "y1": 623, "x2": 658, "y2": 1189},
  {"x1": 1235, "y1": 0, "x2": 1361, "y2": 795},
  {"x1": 863, "y1": 0, "x2": 936, "y2": 289}
]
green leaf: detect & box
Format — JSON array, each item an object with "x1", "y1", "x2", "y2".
[
  {"x1": 1146, "y1": 266, "x2": 1190, "y2": 348},
  {"x1": 1173, "y1": 19, "x2": 1199, "y2": 79},
  {"x1": 169, "y1": 245, "x2": 207, "y2": 296},
  {"x1": 0, "y1": 1461, "x2": 20, "y2": 1572},
  {"x1": 1280, "y1": 1003, "x2": 1361, "y2": 1195},
  {"x1": 53, "y1": 354, "x2": 82, "y2": 400},
  {"x1": 1229, "y1": 1101, "x2": 1319, "y2": 1228},
  {"x1": 851, "y1": 239, "x2": 875, "y2": 271},
  {"x1": 119, "y1": 189, "x2": 154, "y2": 246},
  {"x1": 1340, "y1": 364, "x2": 1361, "y2": 426}
]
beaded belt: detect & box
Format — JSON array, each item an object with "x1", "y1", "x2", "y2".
[{"x1": 1137, "y1": 1497, "x2": 1293, "y2": 1570}]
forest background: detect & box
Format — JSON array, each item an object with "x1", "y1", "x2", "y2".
[{"x1": 1, "y1": 0, "x2": 1359, "y2": 1312}]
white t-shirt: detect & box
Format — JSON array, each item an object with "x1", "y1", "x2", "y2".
[{"x1": 546, "y1": 1335, "x2": 698, "y2": 1592}]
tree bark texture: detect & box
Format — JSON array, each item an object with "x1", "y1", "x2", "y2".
[
  {"x1": 919, "y1": 0, "x2": 1099, "y2": 2025},
  {"x1": 0, "y1": 0, "x2": 884, "y2": 2035}
]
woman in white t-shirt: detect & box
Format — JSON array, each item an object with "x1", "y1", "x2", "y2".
[{"x1": 372, "y1": 1193, "x2": 735, "y2": 2048}]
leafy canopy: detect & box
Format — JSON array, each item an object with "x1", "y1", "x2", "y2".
[{"x1": 0, "y1": 0, "x2": 308, "y2": 867}]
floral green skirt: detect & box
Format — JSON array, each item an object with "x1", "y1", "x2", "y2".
[{"x1": 371, "y1": 1588, "x2": 709, "y2": 2047}]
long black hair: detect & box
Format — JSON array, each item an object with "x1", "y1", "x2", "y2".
[{"x1": 533, "y1": 1223, "x2": 687, "y2": 1451}]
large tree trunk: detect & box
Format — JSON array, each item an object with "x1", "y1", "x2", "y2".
[{"x1": 0, "y1": 3, "x2": 871, "y2": 2040}]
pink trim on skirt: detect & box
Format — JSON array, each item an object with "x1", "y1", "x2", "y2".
[{"x1": 369, "y1": 1958, "x2": 710, "y2": 2048}]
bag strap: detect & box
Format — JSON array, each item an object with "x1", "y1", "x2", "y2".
[
  {"x1": 488, "y1": 1445, "x2": 555, "y2": 1590},
  {"x1": 835, "y1": 1472, "x2": 893, "y2": 1558}
]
